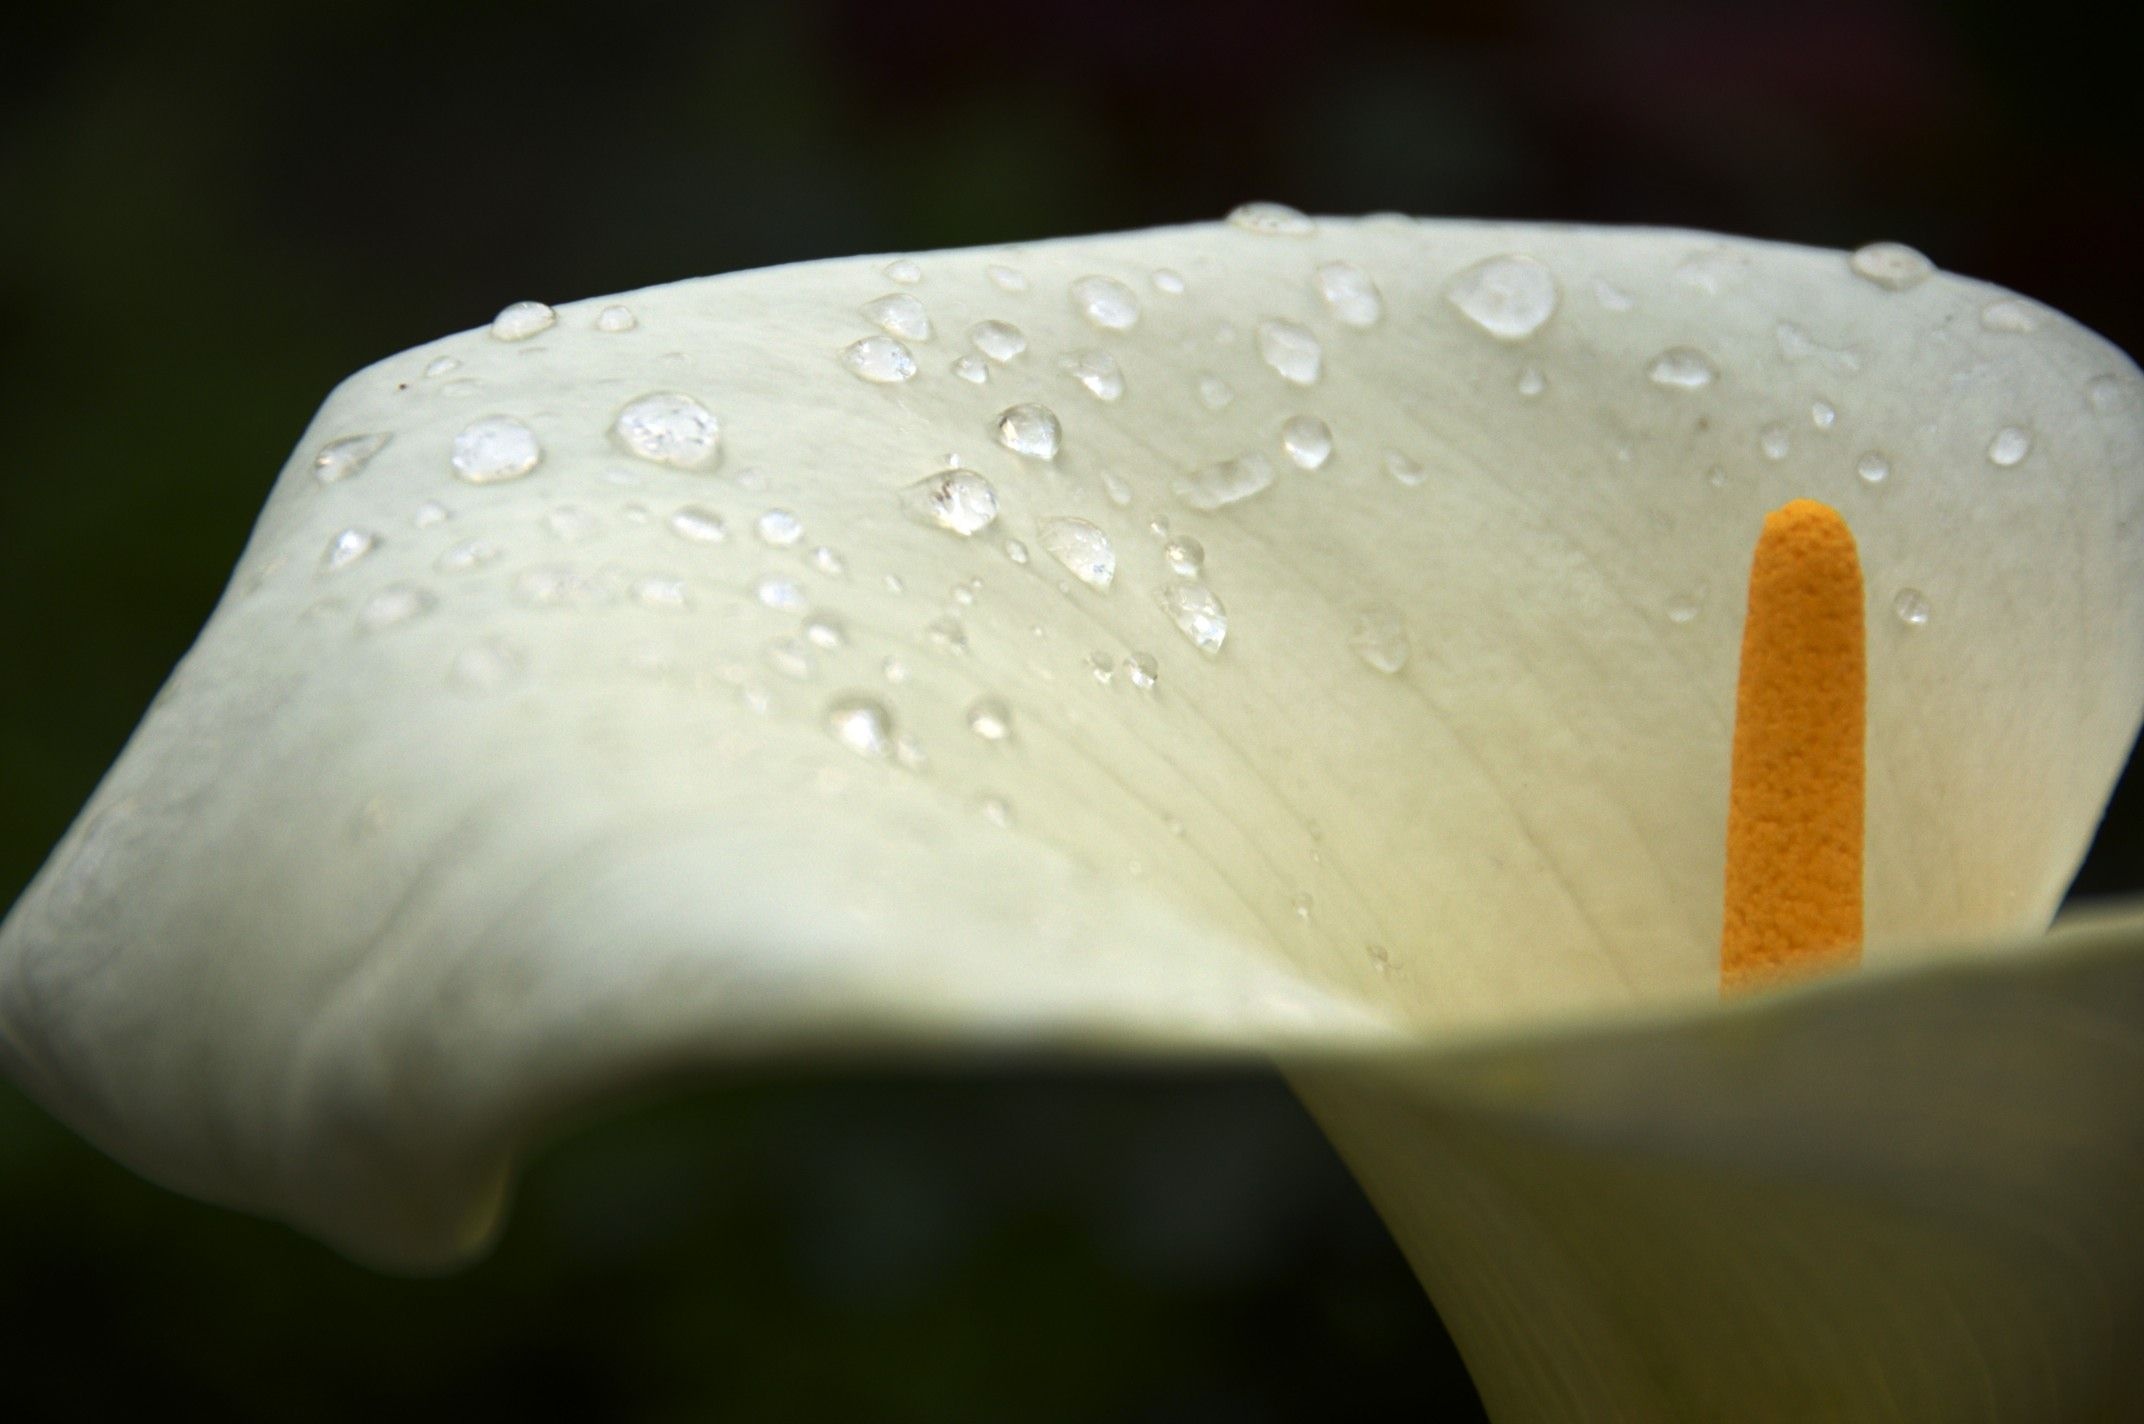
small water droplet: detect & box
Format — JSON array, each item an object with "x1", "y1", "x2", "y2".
[
  {"x1": 840, "y1": 335, "x2": 918, "y2": 383},
  {"x1": 1592, "y1": 277, "x2": 1635, "y2": 312},
  {"x1": 1810, "y1": 400, "x2": 1837, "y2": 431},
  {"x1": 882, "y1": 655, "x2": 910, "y2": 684},
  {"x1": 927, "y1": 615, "x2": 969, "y2": 655},
  {"x1": 542, "y1": 504, "x2": 599, "y2": 541},
  {"x1": 1157, "y1": 580, "x2": 1228, "y2": 653},
  {"x1": 313, "y1": 432, "x2": 390, "y2": 485},
  {"x1": 1227, "y1": 201, "x2": 1314, "y2": 236},
  {"x1": 359, "y1": 584, "x2": 435, "y2": 631},
  {"x1": 883, "y1": 259, "x2": 923, "y2": 285},
  {"x1": 1256, "y1": 320, "x2": 1322, "y2": 385},
  {"x1": 1367, "y1": 943, "x2": 1393, "y2": 975},
  {"x1": 490, "y1": 301, "x2": 556, "y2": 341},
  {"x1": 986, "y1": 264, "x2": 1027, "y2": 292},
  {"x1": 422, "y1": 356, "x2": 459, "y2": 379},
  {"x1": 435, "y1": 537, "x2": 500, "y2": 573},
  {"x1": 1151, "y1": 268, "x2": 1186, "y2": 295},
  {"x1": 1647, "y1": 347, "x2": 1718, "y2": 390},
  {"x1": 1314, "y1": 261, "x2": 1382, "y2": 327},
  {"x1": 811, "y1": 546, "x2": 846, "y2": 578},
  {"x1": 412, "y1": 500, "x2": 450, "y2": 529},
  {"x1": 632, "y1": 577, "x2": 691, "y2": 611},
  {"x1": 1893, "y1": 588, "x2": 1931, "y2": 627},
  {"x1": 594, "y1": 304, "x2": 637, "y2": 332},
  {"x1": 862, "y1": 293, "x2": 932, "y2": 342},
  {"x1": 513, "y1": 565, "x2": 609, "y2": 608},
  {"x1": 1197, "y1": 374, "x2": 1234, "y2": 410},
  {"x1": 1000, "y1": 538, "x2": 1029, "y2": 566},
  {"x1": 1704, "y1": 466, "x2": 1727, "y2": 491},
  {"x1": 2087, "y1": 374, "x2": 2131, "y2": 411},
  {"x1": 1086, "y1": 651, "x2": 1116, "y2": 684},
  {"x1": 1163, "y1": 535, "x2": 1205, "y2": 576},
  {"x1": 754, "y1": 575, "x2": 807, "y2": 611},
  {"x1": 966, "y1": 695, "x2": 1014, "y2": 741},
  {"x1": 1349, "y1": 602, "x2": 1410, "y2": 673},
  {"x1": 1059, "y1": 349, "x2": 1124, "y2": 401},
  {"x1": 1516, "y1": 365, "x2": 1547, "y2": 398},
  {"x1": 1758, "y1": 423, "x2": 1792, "y2": 461},
  {"x1": 450, "y1": 637, "x2": 525, "y2": 694},
  {"x1": 452, "y1": 416, "x2": 542, "y2": 483},
  {"x1": 612, "y1": 392, "x2": 721, "y2": 469},
  {"x1": 803, "y1": 612, "x2": 847, "y2": 650},
  {"x1": 1666, "y1": 586, "x2": 1707, "y2": 625},
  {"x1": 952, "y1": 355, "x2": 989, "y2": 384},
  {"x1": 969, "y1": 320, "x2": 1027, "y2": 362},
  {"x1": 826, "y1": 695, "x2": 895, "y2": 757},
  {"x1": 764, "y1": 637, "x2": 817, "y2": 680},
  {"x1": 1856, "y1": 451, "x2": 1891, "y2": 485},
  {"x1": 1279, "y1": 415, "x2": 1334, "y2": 470},
  {"x1": 1980, "y1": 298, "x2": 2036, "y2": 333},
  {"x1": 1849, "y1": 242, "x2": 1934, "y2": 292},
  {"x1": 1384, "y1": 451, "x2": 1427, "y2": 487},
  {"x1": 1987, "y1": 425, "x2": 2033, "y2": 467},
  {"x1": 756, "y1": 508, "x2": 805, "y2": 546},
  {"x1": 1036, "y1": 517, "x2": 1116, "y2": 590},
  {"x1": 1123, "y1": 651, "x2": 1159, "y2": 689},
  {"x1": 1070, "y1": 275, "x2": 1140, "y2": 331},
  {"x1": 1174, "y1": 451, "x2": 1276, "y2": 511},
  {"x1": 322, "y1": 527, "x2": 379, "y2": 571},
  {"x1": 668, "y1": 505, "x2": 728, "y2": 543},
  {"x1": 1292, "y1": 892, "x2": 1314, "y2": 922},
  {"x1": 901, "y1": 466, "x2": 1000, "y2": 536},
  {"x1": 1446, "y1": 254, "x2": 1559, "y2": 340},
  {"x1": 994, "y1": 404, "x2": 1062, "y2": 461}
]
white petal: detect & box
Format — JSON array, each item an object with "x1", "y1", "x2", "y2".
[{"x1": 0, "y1": 219, "x2": 2139, "y2": 1269}]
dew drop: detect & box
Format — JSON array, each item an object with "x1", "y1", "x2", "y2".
[
  {"x1": 1980, "y1": 298, "x2": 2037, "y2": 333},
  {"x1": 1314, "y1": 261, "x2": 1383, "y2": 327},
  {"x1": 1349, "y1": 602, "x2": 1411, "y2": 673},
  {"x1": 422, "y1": 357, "x2": 459, "y2": 379},
  {"x1": 1037, "y1": 517, "x2": 1116, "y2": 590},
  {"x1": 632, "y1": 577, "x2": 691, "y2": 611},
  {"x1": 1227, "y1": 201, "x2": 1315, "y2": 236},
  {"x1": 1059, "y1": 349, "x2": 1125, "y2": 401},
  {"x1": 450, "y1": 637, "x2": 525, "y2": 694},
  {"x1": 862, "y1": 293, "x2": 932, "y2": 342},
  {"x1": 1086, "y1": 651, "x2": 1115, "y2": 684},
  {"x1": 986, "y1": 264, "x2": 1027, "y2": 293},
  {"x1": 668, "y1": 505, "x2": 728, "y2": 543},
  {"x1": 594, "y1": 304, "x2": 637, "y2": 333},
  {"x1": 1197, "y1": 375, "x2": 1234, "y2": 410},
  {"x1": 977, "y1": 794, "x2": 1015, "y2": 828},
  {"x1": 811, "y1": 546, "x2": 846, "y2": 577},
  {"x1": 803, "y1": 612, "x2": 848, "y2": 650},
  {"x1": 1163, "y1": 535, "x2": 1205, "y2": 576},
  {"x1": 1446, "y1": 254, "x2": 1559, "y2": 341},
  {"x1": 412, "y1": 500, "x2": 450, "y2": 529},
  {"x1": 926, "y1": 615, "x2": 969, "y2": 655},
  {"x1": 1810, "y1": 400, "x2": 1837, "y2": 431},
  {"x1": 322, "y1": 527, "x2": 379, "y2": 571},
  {"x1": 882, "y1": 655, "x2": 910, "y2": 684},
  {"x1": 755, "y1": 575, "x2": 808, "y2": 611},
  {"x1": 1280, "y1": 415, "x2": 1334, "y2": 470},
  {"x1": 358, "y1": 584, "x2": 435, "y2": 631},
  {"x1": 1256, "y1": 320, "x2": 1323, "y2": 385},
  {"x1": 1758, "y1": 423, "x2": 1792, "y2": 461},
  {"x1": 1070, "y1": 275, "x2": 1140, "y2": 331},
  {"x1": 901, "y1": 466, "x2": 1000, "y2": 536},
  {"x1": 435, "y1": 538, "x2": 500, "y2": 573},
  {"x1": 966, "y1": 696, "x2": 1014, "y2": 741},
  {"x1": 542, "y1": 504, "x2": 599, "y2": 541},
  {"x1": 1174, "y1": 451, "x2": 1276, "y2": 511},
  {"x1": 2087, "y1": 374, "x2": 2130, "y2": 411},
  {"x1": 451, "y1": 416, "x2": 542, "y2": 484},
  {"x1": 840, "y1": 335, "x2": 917, "y2": 383},
  {"x1": 612, "y1": 392, "x2": 721, "y2": 470},
  {"x1": 313, "y1": 433, "x2": 390, "y2": 485},
  {"x1": 490, "y1": 301, "x2": 556, "y2": 341},
  {"x1": 756, "y1": 508, "x2": 804, "y2": 546},
  {"x1": 1292, "y1": 892, "x2": 1314, "y2": 922},
  {"x1": 1384, "y1": 451, "x2": 1428, "y2": 487},
  {"x1": 1855, "y1": 451, "x2": 1891, "y2": 485},
  {"x1": 1151, "y1": 268, "x2": 1186, "y2": 295},
  {"x1": 764, "y1": 637, "x2": 817, "y2": 681},
  {"x1": 1123, "y1": 651, "x2": 1160, "y2": 689},
  {"x1": 1987, "y1": 425, "x2": 2033, "y2": 467},
  {"x1": 994, "y1": 404, "x2": 1062, "y2": 460},
  {"x1": 1647, "y1": 347, "x2": 1718, "y2": 390},
  {"x1": 826, "y1": 695, "x2": 895, "y2": 758},
  {"x1": 1516, "y1": 365, "x2": 1547, "y2": 398},
  {"x1": 1157, "y1": 580, "x2": 1228, "y2": 654},
  {"x1": 969, "y1": 320, "x2": 1027, "y2": 362},
  {"x1": 1666, "y1": 587, "x2": 1706, "y2": 625},
  {"x1": 1849, "y1": 242, "x2": 1934, "y2": 292},
  {"x1": 1892, "y1": 588, "x2": 1931, "y2": 627},
  {"x1": 1592, "y1": 277, "x2": 1636, "y2": 312},
  {"x1": 514, "y1": 565, "x2": 608, "y2": 609},
  {"x1": 883, "y1": 259, "x2": 923, "y2": 285},
  {"x1": 952, "y1": 355, "x2": 989, "y2": 384}
]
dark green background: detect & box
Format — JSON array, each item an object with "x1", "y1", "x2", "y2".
[{"x1": 2, "y1": 2, "x2": 2138, "y2": 1418}]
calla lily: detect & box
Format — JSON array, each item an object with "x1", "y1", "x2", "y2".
[{"x1": 3, "y1": 211, "x2": 2141, "y2": 1419}]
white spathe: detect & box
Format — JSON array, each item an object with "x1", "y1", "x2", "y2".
[{"x1": 1, "y1": 217, "x2": 2140, "y2": 1418}]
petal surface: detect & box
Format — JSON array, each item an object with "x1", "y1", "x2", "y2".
[{"x1": 0, "y1": 218, "x2": 2139, "y2": 1266}]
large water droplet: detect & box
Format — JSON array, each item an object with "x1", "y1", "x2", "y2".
[
  {"x1": 862, "y1": 293, "x2": 932, "y2": 342},
  {"x1": 966, "y1": 695, "x2": 1014, "y2": 741},
  {"x1": 612, "y1": 392, "x2": 721, "y2": 469},
  {"x1": 668, "y1": 505, "x2": 728, "y2": 543},
  {"x1": 1446, "y1": 255, "x2": 1558, "y2": 340},
  {"x1": 1256, "y1": 320, "x2": 1322, "y2": 385},
  {"x1": 1647, "y1": 347, "x2": 1718, "y2": 390},
  {"x1": 1173, "y1": 452, "x2": 1276, "y2": 511},
  {"x1": 840, "y1": 335, "x2": 918, "y2": 383},
  {"x1": 594, "y1": 304, "x2": 637, "y2": 333},
  {"x1": 901, "y1": 466, "x2": 1000, "y2": 535},
  {"x1": 1070, "y1": 275, "x2": 1140, "y2": 331},
  {"x1": 1849, "y1": 242, "x2": 1934, "y2": 292},
  {"x1": 1987, "y1": 425, "x2": 2033, "y2": 467},
  {"x1": 995, "y1": 404, "x2": 1062, "y2": 460},
  {"x1": 451, "y1": 416, "x2": 542, "y2": 484},
  {"x1": 1157, "y1": 580, "x2": 1228, "y2": 653},
  {"x1": 312, "y1": 433, "x2": 390, "y2": 485},
  {"x1": 826, "y1": 695, "x2": 895, "y2": 758},
  {"x1": 969, "y1": 320, "x2": 1027, "y2": 362},
  {"x1": 1059, "y1": 350, "x2": 1124, "y2": 401},
  {"x1": 756, "y1": 509, "x2": 804, "y2": 546},
  {"x1": 1349, "y1": 602, "x2": 1411, "y2": 673},
  {"x1": 1892, "y1": 588, "x2": 1931, "y2": 627},
  {"x1": 1227, "y1": 201, "x2": 1315, "y2": 236},
  {"x1": 1280, "y1": 415, "x2": 1333, "y2": 470},
  {"x1": 1037, "y1": 517, "x2": 1116, "y2": 590},
  {"x1": 322, "y1": 528, "x2": 379, "y2": 571},
  {"x1": 490, "y1": 301, "x2": 556, "y2": 341},
  {"x1": 1314, "y1": 261, "x2": 1383, "y2": 327}
]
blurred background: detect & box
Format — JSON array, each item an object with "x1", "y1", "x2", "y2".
[{"x1": 2, "y1": 0, "x2": 2139, "y2": 1418}]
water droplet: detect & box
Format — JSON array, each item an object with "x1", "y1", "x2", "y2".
[
  {"x1": 612, "y1": 392, "x2": 721, "y2": 469},
  {"x1": 994, "y1": 404, "x2": 1062, "y2": 460},
  {"x1": 1227, "y1": 201, "x2": 1315, "y2": 236},
  {"x1": 986, "y1": 264, "x2": 1027, "y2": 292},
  {"x1": 840, "y1": 335, "x2": 917, "y2": 383},
  {"x1": 803, "y1": 612, "x2": 848, "y2": 650},
  {"x1": 1070, "y1": 275, "x2": 1140, "y2": 331},
  {"x1": 2087, "y1": 374, "x2": 2131, "y2": 411},
  {"x1": 1256, "y1": 320, "x2": 1322, "y2": 385},
  {"x1": 1197, "y1": 374, "x2": 1234, "y2": 410},
  {"x1": 1516, "y1": 366, "x2": 1547, "y2": 398},
  {"x1": 764, "y1": 637, "x2": 817, "y2": 680},
  {"x1": 973, "y1": 793, "x2": 1014, "y2": 828},
  {"x1": 313, "y1": 433, "x2": 390, "y2": 485},
  {"x1": 969, "y1": 320, "x2": 1027, "y2": 362},
  {"x1": 435, "y1": 538, "x2": 500, "y2": 573},
  {"x1": 926, "y1": 615, "x2": 969, "y2": 655},
  {"x1": 1758, "y1": 423, "x2": 1792, "y2": 461},
  {"x1": 1059, "y1": 349, "x2": 1124, "y2": 401},
  {"x1": 668, "y1": 505, "x2": 728, "y2": 543},
  {"x1": 1849, "y1": 242, "x2": 1934, "y2": 292},
  {"x1": 1893, "y1": 588, "x2": 1931, "y2": 627},
  {"x1": 1666, "y1": 586, "x2": 1707, "y2": 625},
  {"x1": 756, "y1": 508, "x2": 804, "y2": 546},
  {"x1": 952, "y1": 355, "x2": 988, "y2": 384},
  {"x1": 451, "y1": 416, "x2": 542, "y2": 484},
  {"x1": 1987, "y1": 425, "x2": 2032, "y2": 467},
  {"x1": 1174, "y1": 451, "x2": 1276, "y2": 511},
  {"x1": 1151, "y1": 268, "x2": 1186, "y2": 295},
  {"x1": 1157, "y1": 580, "x2": 1228, "y2": 653},
  {"x1": 1314, "y1": 261, "x2": 1382, "y2": 327},
  {"x1": 542, "y1": 504, "x2": 598, "y2": 541},
  {"x1": 1292, "y1": 891, "x2": 1314, "y2": 922},
  {"x1": 882, "y1": 655, "x2": 910, "y2": 684},
  {"x1": 755, "y1": 575, "x2": 807, "y2": 611},
  {"x1": 514, "y1": 565, "x2": 609, "y2": 609},
  {"x1": 1384, "y1": 451, "x2": 1427, "y2": 487},
  {"x1": 1810, "y1": 400, "x2": 1837, "y2": 431},
  {"x1": 322, "y1": 527, "x2": 379, "y2": 571},
  {"x1": 1856, "y1": 451, "x2": 1891, "y2": 485},
  {"x1": 883, "y1": 259, "x2": 923, "y2": 285},
  {"x1": 1592, "y1": 277, "x2": 1635, "y2": 312},
  {"x1": 966, "y1": 696, "x2": 1014, "y2": 741},
  {"x1": 412, "y1": 500, "x2": 450, "y2": 528},
  {"x1": 1037, "y1": 517, "x2": 1116, "y2": 590},
  {"x1": 450, "y1": 637, "x2": 525, "y2": 694},
  {"x1": 359, "y1": 584, "x2": 435, "y2": 631},
  {"x1": 490, "y1": 301, "x2": 556, "y2": 341},
  {"x1": 1980, "y1": 298, "x2": 2036, "y2": 333},
  {"x1": 1704, "y1": 466, "x2": 1727, "y2": 491},
  {"x1": 862, "y1": 293, "x2": 932, "y2": 342},
  {"x1": 809, "y1": 547, "x2": 846, "y2": 578},
  {"x1": 1647, "y1": 347, "x2": 1718, "y2": 390},
  {"x1": 1446, "y1": 254, "x2": 1558, "y2": 340},
  {"x1": 594, "y1": 304, "x2": 637, "y2": 332},
  {"x1": 422, "y1": 356, "x2": 459, "y2": 379},
  {"x1": 826, "y1": 695, "x2": 895, "y2": 757},
  {"x1": 1123, "y1": 651, "x2": 1160, "y2": 689},
  {"x1": 1278, "y1": 415, "x2": 1334, "y2": 471},
  {"x1": 1163, "y1": 535, "x2": 1205, "y2": 576},
  {"x1": 901, "y1": 466, "x2": 999, "y2": 536},
  {"x1": 1349, "y1": 602, "x2": 1410, "y2": 673},
  {"x1": 632, "y1": 577, "x2": 690, "y2": 611},
  {"x1": 1086, "y1": 651, "x2": 1115, "y2": 684}
]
